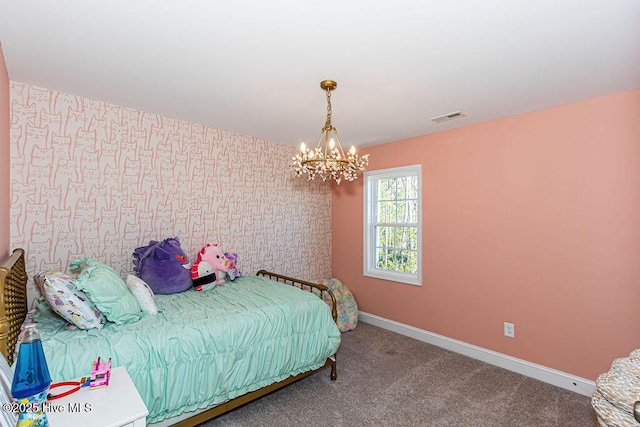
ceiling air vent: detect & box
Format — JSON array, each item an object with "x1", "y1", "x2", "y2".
[{"x1": 431, "y1": 111, "x2": 466, "y2": 124}]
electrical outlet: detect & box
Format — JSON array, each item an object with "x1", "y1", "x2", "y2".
[{"x1": 504, "y1": 322, "x2": 515, "y2": 338}]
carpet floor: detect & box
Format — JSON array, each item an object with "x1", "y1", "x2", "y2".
[{"x1": 200, "y1": 322, "x2": 597, "y2": 426}]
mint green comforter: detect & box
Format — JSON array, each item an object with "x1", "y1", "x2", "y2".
[{"x1": 33, "y1": 275, "x2": 341, "y2": 423}]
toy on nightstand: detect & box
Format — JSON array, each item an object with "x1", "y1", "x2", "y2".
[{"x1": 90, "y1": 357, "x2": 111, "y2": 389}]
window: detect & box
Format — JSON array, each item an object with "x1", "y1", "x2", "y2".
[{"x1": 364, "y1": 165, "x2": 421, "y2": 286}]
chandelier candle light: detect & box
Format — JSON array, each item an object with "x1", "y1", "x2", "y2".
[{"x1": 291, "y1": 80, "x2": 369, "y2": 184}]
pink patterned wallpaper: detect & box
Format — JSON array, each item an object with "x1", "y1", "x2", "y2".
[{"x1": 10, "y1": 82, "x2": 331, "y2": 294}]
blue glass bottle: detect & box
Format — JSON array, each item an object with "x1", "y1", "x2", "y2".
[{"x1": 11, "y1": 323, "x2": 51, "y2": 427}]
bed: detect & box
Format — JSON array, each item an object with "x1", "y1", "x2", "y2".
[{"x1": 0, "y1": 248, "x2": 341, "y2": 426}]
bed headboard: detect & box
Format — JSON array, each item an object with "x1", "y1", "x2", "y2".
[{"x1": 0, "y1": 248, "x2": 28, "y2": 366}]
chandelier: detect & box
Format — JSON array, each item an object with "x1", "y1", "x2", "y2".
[{"x1": 291, "y1": 80, "x2": 369, "y2": 184}]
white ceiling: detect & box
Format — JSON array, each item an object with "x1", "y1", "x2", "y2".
[{"x1": 1, "y1": 0, "x2": 639, "y2": 148}]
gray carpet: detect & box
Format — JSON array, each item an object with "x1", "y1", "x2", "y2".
[{"x1": 200, "y1": 322, "x2": 597, "y2": 426}]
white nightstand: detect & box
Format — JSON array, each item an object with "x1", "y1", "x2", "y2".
[{"x1": 46, "y1": 366, "x2": 148, "y2": 427}]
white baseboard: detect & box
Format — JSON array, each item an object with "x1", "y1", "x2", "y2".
[{"x1": 358, "y1": 311, "x2": 595, "y2": 397}]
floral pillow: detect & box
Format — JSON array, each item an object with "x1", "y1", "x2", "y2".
[
  {"x1": 321, "y1": 278, "x2": 359, "y2": 332},
  {"x1": 34, "y1": 271, "x2": 106, "y2": 330}
]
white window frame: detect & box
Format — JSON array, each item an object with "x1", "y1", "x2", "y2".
[{"x1": 363, "y1": 164, "x2": 422, "y2": 286}]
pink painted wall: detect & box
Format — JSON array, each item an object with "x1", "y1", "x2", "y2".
[
  {"x1": 0, "y1": 44, "x2": 10, "y2": 261},
  {"x1": 332, "y1": 89, "x2": 640, "y2": 381}
]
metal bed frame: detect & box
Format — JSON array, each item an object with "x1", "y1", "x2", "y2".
[{"x1": 0, "y1": 249, "x2": 338, "y2": 426}]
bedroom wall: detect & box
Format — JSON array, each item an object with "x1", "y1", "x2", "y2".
[
  {"x1": 9, "y1": 81, "x2": 331, "y2": 294},
  {"x1": 332, "y1": 89, "x2": 640, "y2": 381},
  {"x1": 0, "y1": 44, "x2": 10, "y2": 261}
]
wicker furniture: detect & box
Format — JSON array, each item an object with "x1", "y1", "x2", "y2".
[{"x1": 592, "y1": 349, "x2": 640, "y2": 426}]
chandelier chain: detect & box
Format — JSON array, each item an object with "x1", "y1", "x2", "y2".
[{"x1": 325, "y1": 88, "x2": 332, "y2": 130}]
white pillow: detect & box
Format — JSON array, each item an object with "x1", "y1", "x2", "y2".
[
  {"x1": 126, "y1": 275, "x2": 158, "y2": 315},
  {"x1": 34, "y1": 271, "x2": 106, "y2": 329}
]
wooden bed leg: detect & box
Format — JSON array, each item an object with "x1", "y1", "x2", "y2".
[{"x1": 330, "y1": 355, "x2": 337, "y2": 381}]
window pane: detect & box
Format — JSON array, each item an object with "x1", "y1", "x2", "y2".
[
  {"x1": 407, "y1": 227, "x2": 417, "y2": 250},
  {"x1": 396, "y1": 177, "x2": 407, "y2": 200},
  {"x1": 387, "y1": 248, "x2": 398, "y2": 271},
  {"x1": 393, "y1": 227, "x2": 404, "y2": 246},
  {"x1": 407, "y1": 200, "x2": 418, "y2": 223},
  {"x1": 387, "y1": 227, "x2": 395, "y2": 248},
  {"x1": 377, "y1": 227, "x2": 384, "y2": 247},
  {"x1": 397, "y1": 201, "x2": 407, "y2": 223},
  {"x1": 407, "y1": 250, "x2": 418, "y2": 274},
  {"x1": 379, "y1": 179, "x2": 394, "y2": 201},
  {"x1": 375, "y1": 202, "x2": 383, "y2": 222},
  {"x1": 375, "y1": 246, "x2": 385, "y2": 269},
  {"x1": 404, "y1": 227, "x2": 413, "y2": 250},
  {"x1": 377, "y1": 226, "x2": 392, "y2": 248},
  {"x1": 376, "y1": 201, "x2": 393, "y2": 223},
  {"x1": 407, "y1": 176, "x2": 418, "y2": 199},
  {"x1": 397, "y1": 250, "x2": 405, "y2": 272},
  {"x1": 377, "y1": 247, "x2": 393, "y2": 270},
  {"x1": 377, "y1": 180, "x2": 386, "y2": 200}
]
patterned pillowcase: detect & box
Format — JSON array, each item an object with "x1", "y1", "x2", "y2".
[
  {"x1": 321, "y1": 278, "x2": 359, "y2": 333},
  {"x1": 34, "y1": 271, "x2": 106, "y2": 330}
]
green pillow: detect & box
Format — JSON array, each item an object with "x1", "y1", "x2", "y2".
[{"x1": 69, "y1": 258, "x2": 141, "y2": 324}]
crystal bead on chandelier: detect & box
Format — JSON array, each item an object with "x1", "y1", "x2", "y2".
[{"x1": 291, "y1": 80, "x2": 369, "y2": 184}]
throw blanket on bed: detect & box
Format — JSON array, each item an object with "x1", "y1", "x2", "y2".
[{"x1": 32, "y1": 276, "x2": 341, "y2": 423}]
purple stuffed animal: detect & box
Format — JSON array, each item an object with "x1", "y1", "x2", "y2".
[{"x1": 133, "y1": 237, "x2": 192, "y2": 294}]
